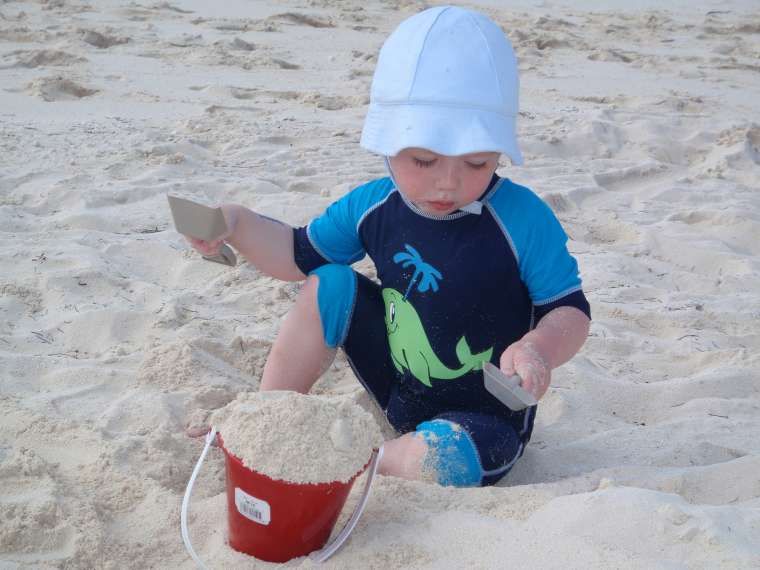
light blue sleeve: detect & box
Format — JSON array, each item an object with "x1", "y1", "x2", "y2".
[
  {"x1": 487, "y1": 180, "x2": 583, "y2": 306},
  {"x1": 306, "y1": 177, "x2": 395, "y2": 265}
]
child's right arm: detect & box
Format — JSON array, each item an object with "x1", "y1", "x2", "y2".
[{"x1": 187, "y1": 204, "x2": 307, "y2": 282}]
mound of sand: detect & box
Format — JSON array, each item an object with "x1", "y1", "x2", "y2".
[{"x1": 213, "y1": 391, "x2": 383, "y2": 484}]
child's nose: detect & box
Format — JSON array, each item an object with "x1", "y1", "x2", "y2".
[{"x1": 436, "y1": 159, "x2": 460, "y2": 191}]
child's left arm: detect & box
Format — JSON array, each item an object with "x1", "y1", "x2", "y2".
[{"x1": 499, "y1": 306, "x2": 590, "y2": 401}]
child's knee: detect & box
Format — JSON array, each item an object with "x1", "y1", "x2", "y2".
[
  {"x1": 416, "y1": 419, "x2": 483, "y2": 487},
  {"x1": 308, "y1": 264, "x2": 357, "y2": 348}
]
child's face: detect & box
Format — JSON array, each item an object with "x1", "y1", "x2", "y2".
[{"x1": 388, "y1": 148, "x2": 500, "y2": 216}]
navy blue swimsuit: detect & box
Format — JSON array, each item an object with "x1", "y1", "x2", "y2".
[{"x1": 293, "y1": 175, "x2": 590, "y2": 486}]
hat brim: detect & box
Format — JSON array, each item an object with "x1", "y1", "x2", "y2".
[{"x1": 360, "y1": 102, "x2": 523, "y2": 165}]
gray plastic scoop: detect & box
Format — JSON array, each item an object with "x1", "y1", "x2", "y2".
[
  {"x1": 167, "y1": 194, "x2": 237, "y2": 266},
  {"x1": 483, "y1": 361, "x2": 537, "y2": 411}
]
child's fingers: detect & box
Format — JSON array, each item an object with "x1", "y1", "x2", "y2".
[
  {"x1": 185, "y1": 425, "x2": 210, "y2": 438},
  {"x1": 187, "y1": 236, "x2": 223, "y2": 256},
  {"x1": 502, "y1": 341, "x2": 551, "y2": 400},
  {"x1": 514, "y1": 354, "x2": 550, "y2": 400},
  {"x1": 499, "y1": 344, "x2": 516, "y2": 376},
  {"x1": 185, "y1": 425, "x2": 220, "y2": 446}
]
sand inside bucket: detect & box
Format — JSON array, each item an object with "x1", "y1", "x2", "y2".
[{"x1": 211, "y1": 391, "x2": 383, "y2": 484}]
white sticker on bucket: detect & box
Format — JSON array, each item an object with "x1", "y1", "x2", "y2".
[{"x1": 235, "y1": 488, "x2": 271, "y2": 526}]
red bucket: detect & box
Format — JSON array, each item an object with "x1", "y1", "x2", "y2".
[{"x1": 219, "y1": 435, "x2": 369, "y2": 563}]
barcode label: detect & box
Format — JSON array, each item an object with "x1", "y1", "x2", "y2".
[{"x1": 234, "y1": 488, "x2": 271, "y2": 526}]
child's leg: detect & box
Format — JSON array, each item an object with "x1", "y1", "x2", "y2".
[
  {"x1": 260, "y1": 273, "x2": 336, "y2": 393},
  {"x1": 378, "y1": 432, "x2": 429, "y2": 480},
  {"x1": 257, "y1": 264, "x2": 434, "y2": 483}
]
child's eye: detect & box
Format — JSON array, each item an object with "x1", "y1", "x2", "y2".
[
  {"x1": 466, "y1": 161, "x2": 488, "y2": 169},
  {"x1": 413, "y1": 157, "x2": 436, "y2": 168}
]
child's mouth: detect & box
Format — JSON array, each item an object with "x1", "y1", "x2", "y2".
[{"x1": 426, "y1": 200, "x2": 456, "y2": 212}]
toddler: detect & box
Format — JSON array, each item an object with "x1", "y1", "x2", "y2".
[{"x1": 188, "y1": 6, "x2": 591, "y2": 487}]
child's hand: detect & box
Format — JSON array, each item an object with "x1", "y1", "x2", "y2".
[
  {"x1": 499, "y1": 339, "x2": 551, "y2": 401},
  {"x1": 188, "y1": 235, "x2": 230, "y2": 257},
  {"x1": 185, "y1": 204, "x2": 238, "y2": 257}
]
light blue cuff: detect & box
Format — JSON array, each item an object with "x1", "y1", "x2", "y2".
[
  {"x1": 416, "y1": 419, "x2": 482, "y2": 487},
  {"x1": 310, "y1": 264, "x2": 357, "y2": 348}
]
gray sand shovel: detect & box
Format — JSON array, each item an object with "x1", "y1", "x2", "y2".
[
  {"x1": 167, "y1": 194, "x2": 237, "y2": 266},
  {"x1": 483, "y1": 361, "x2": 537, "y2": 411}
]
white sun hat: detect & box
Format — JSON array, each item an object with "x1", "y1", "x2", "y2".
[{"x1": 361, "y1": 5, "x2": 523, "y2": 165}]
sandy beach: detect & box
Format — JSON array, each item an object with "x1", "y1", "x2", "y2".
[{"x1": 1, "y1": 0, "x2": 759, "y2": 568}]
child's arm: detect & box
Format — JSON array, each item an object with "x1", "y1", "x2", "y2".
[
  {"x1": 499, "y1": 306, "x2": 590, "y2": 401},
  {"x1": 187, "y1": 204, "x2": 307, "y2": 282}
]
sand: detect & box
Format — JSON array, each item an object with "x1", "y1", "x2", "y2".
[
  {"x1": 1, "y1": 0, "x2": 759, "y2": 568},
  {"x1": 212, "y1": 391, "x2": 382, "y2": 484}
]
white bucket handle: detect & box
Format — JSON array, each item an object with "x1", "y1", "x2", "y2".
[
  {"x1": 309, "y1": 445, "x2": 383, "y2": 563},
  {"x1": 181, "y1": 426, "x2": 217, "y2": 570},
  {"x1": 180, "y1": 426, "x2": 383, "y2": 568}
]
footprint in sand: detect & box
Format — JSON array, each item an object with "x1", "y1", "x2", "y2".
[
  {"x1": 293, "y1": 166, "x2": 317, "y2": 177},
  {"x1": 583, "y1": 219, "x2": 641, "y2": 246},
  {"x1": 269, "y1": 57, "x2": 300, "y2": 70},
  {"x1": 4, "y1": 49, "x2": 84, "y2": 68},
  {"x1": 311, "y1": 95, "x2": 350, "y2": 110},
  {"x1": 25, "y1": 76, "x2": 99, "y2": 102},
  {"x1": 228, "y1": 37, "x2": 255, "y2": 51},
  {"x1": 267, "y1": 90, "x2": 302, "y2": 102},
  {"x1": 80, "y1": 29, "x2": 129, "y2": 48},
  {"x1": 301, "y1": 92, "x2": 365, "y2": 111},
  {"x1": 228, "y1": 86, "x2": 259, "y2": 100},
  {"x1": 593, "y1": 162, "x2": 670, "y2": 191},
  {"x1": 685, "y1": 124, "x2": 760, "y2": 182},
  {"x1": 270, "y1": 12, "x2": 334, "y2": 28},
  {"x1": 541, "y1": 192, "x2": 575, "y2": 213},
  {"x1": 257, "y1": 135, "x2": 295, "y2": 145},
  {"x1": 287, "y1": 180, "x2": 322, "y2": 194},
  {"x1": 717, "y1": 125, "x2": 760, "y2": 163}
]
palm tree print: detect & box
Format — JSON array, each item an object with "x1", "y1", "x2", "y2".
[{"x1": 392, "y1": 244, "x2": 443, "y2": 299}]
